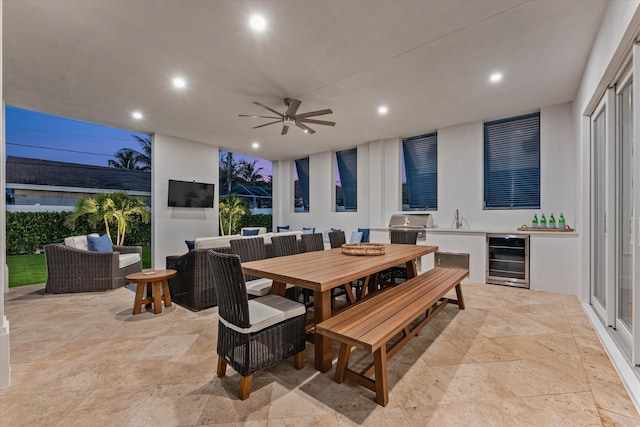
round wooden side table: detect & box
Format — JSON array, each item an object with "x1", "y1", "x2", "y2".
[{"x1": 126, "y1": 269, "x2": 177, "y2": 315}]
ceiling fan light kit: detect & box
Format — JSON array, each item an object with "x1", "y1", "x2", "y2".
[{"x1": 240, "y1": 98, "x2": 336, "y2": 135}]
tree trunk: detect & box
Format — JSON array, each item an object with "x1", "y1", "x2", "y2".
[{"x1": 226, "y1": 153, "x2": 233, "y2": 194}]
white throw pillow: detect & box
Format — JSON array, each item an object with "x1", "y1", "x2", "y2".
[{"x1": 349, "y1": 231, "x2": 363, "y2": 244}]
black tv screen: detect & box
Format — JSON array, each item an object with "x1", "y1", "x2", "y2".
[{"x1": 168, "y1": 180, "x2": 215, "y2": 208}]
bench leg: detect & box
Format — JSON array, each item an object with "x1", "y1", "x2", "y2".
[
  {"x1": 374, "y1": 346, "x2": 389, "y2": 406},
  {"x1": 334, "y1": 343, "x2": 352, "y2": 383},
  {"x1": 239, "y1": 374, "x2": 253, "y2": 400},
  {"x1": 455, "y1": 283, "x2": 465, "y2": 310}
]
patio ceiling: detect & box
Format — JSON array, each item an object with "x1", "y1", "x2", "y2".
[{"x1": 3, "y1": 0, "x2": 606, "y2": 160}]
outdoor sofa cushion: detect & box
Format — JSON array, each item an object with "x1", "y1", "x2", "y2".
[
  {"x1": 64, "y1": 233, "x2": 99, "y2": 251},
  {"x1": 119, "y1": 253, "x2": 141, "y2": 269}
]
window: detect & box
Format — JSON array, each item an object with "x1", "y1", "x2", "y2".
[
  {"x1": 294, "y1": 157, "x2": 309, "y2": 212},
  {"x1": 335, "y1": 148, "x2": 357, "y2": 212},
  {"x1": 484, "y1": 112, "x2": 540, "y2": 209},
  {"x1": 402, "y1": 132, "x2": 438, "y2": 210}
]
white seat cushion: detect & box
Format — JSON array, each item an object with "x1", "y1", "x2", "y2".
[
  {"x1": 245, "y1": 278, "x2": 272, "y2": 296},
  {"x1": 219, "y1": 299, "x2": 285, "y2": 334},
  {"x1": 64, "y1": 233, "x2": 99, "y2": 251},
  {"x1": 255, "y1": 294, "x2": 306, "y2": 319},
  {"x1": 119, "y1": 253, "x2": 141, "y2": 269}
]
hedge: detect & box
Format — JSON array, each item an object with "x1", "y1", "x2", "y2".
[{"x1": 6, "y1": 211, "x2": 151, "y2": 255}]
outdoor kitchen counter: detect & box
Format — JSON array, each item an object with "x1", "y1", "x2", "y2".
[{"x1": 370, "y1": 227, "x2": 578, "y2": 236}]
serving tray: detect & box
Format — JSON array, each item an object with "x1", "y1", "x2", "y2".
[{"x1": 517, "y1": 225, "x2": 575, "y2": 232}]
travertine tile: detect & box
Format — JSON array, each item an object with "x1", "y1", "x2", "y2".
[{"x1": 2, "y1": 282, "x2": 638, "y2": 427}]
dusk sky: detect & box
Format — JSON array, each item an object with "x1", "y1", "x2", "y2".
[{"x1": 6, "y1": 106, "x2": 273, "y2": 178}]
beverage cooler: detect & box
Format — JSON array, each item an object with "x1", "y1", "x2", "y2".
[{"x1": 486, "y1": 234, "x2": 529, "y2": 288}]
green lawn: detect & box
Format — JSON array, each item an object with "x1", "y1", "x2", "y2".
[{"x1": 7, "y1": 245, "x2": 151, "y2": 287}]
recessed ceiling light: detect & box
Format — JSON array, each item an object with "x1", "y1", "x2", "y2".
[
  {"x1": 249, "y1": 14, "x2": 267, "y2": 31},
  {"x1": 132, "y1": 111, "x2": 143, "y2": 120},
  {"x1": 172, "y1": 77, "x2": 186, "y2": 89},
  {"x1": 304, "y1": 129, "x2": 308, "y2": 134},
  {"x1": 252, "y1": 142, "x2": 260, "y2": 149},
  {"x1": 378, "y1": 105, "x2": 388, "y2": 115},
  {"x1": 489, "y1": 72, "x2": 503, "y2": 83}
]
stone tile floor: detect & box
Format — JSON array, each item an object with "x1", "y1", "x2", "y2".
[{"x1": 1, "y1": 281, "x2": 638, "y2": 426}]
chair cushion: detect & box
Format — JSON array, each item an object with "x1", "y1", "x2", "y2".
[
  {"x1": 119, "y1": 253, "x2": 141, "y2": 269},
  {"x1": 255, "y1": 294, "x2": 306, "y2": 319},
  {"x1": 277, "y1": 225, "x2": 290, "y2": 232},
  {"x1": 64, "y1": 233, "x2": 99, "y2": 251},
  {"x1": 242, "y1": 228, "x2": 260, "y2": 236},
  {"x1": 87, "y1": 234, "x2": 113, "y2": 252},
  {"x1": 349, "y1": 231, "x2": 363, "y2": 244},
  {"x1": 219, "y1": 299, "x2": 285, "y2": 334},
  {"x1": 245, "y1": 278, "x2": 273, "y2": 296},
  {"x1": 358, "y1": 228, "x2": 370, "y2": 243}
]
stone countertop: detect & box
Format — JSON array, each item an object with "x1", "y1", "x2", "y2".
[{"x1": 370, "y1": 227, "x2": 578, "y2": 237}]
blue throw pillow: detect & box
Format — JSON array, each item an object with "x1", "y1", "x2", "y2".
[
  {"x1": 331, "y1": 228, "x2": 341, "y2": 232},
  {"x1": 185, "y1": 240, "x2": 195, "y2": 251},
  {"x1": 358, "y1": 228, "x2": 370, "y2": 243},
  {"x1": 277, "y1": 225, "x2": 290, "y2": 232},
  {"x1": 302, "y1": 227, "x2": 315, "y2": 234},
  {"x1": 87, "y1": 234, "x2": 113, "y2": 252},
  {"x1": 242, "y1": 229, "x2": 260, "y2": 236}
]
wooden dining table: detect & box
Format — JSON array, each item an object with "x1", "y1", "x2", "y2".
[{"x1": 241, "y1": 243, "x2": 438, "y2": 372}]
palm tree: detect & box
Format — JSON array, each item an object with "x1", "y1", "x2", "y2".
[
  {"x1": 108, "y1": 148, "x2": 141, "y2": 169},
  {"x1": 218, "y1": 194, "x2": 249, "y2": 235},
  {"x1": 132, "y1": 135, "x2": 151, "y2": 171},
  {"x1": 219, "y1": 151, "x2": 240, "y2": 193},
  {"x1": 65, "y1": 192, "x2": 150, "y2": 245},
  {"x1": 237, "y1": 159, "x2": 264, "y2": 185},
  {"x1": 108, "y1": 136, "x2": 152, "y2": 170},
  {"x1": 65, "y1": 193, "x2": 117, "y2": 241},
  {"x1": 109, "y1": 192, "x2": 150, "y2": 245}
]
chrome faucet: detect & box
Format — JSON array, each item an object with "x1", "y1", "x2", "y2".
[{"x1": 455, "y1": 209, "x2": 462, "y2": 229}]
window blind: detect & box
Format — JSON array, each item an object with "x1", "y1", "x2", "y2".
[
  {"x1": 294, "y1": 157, "x2": 310, "y2": 211},
  {"x1": 402, "y1": 132, "x2": 438, "y2": 210},
  {"x1": 484, "y1": 113, "x2": 540, "y2": 209},
  {"x1": 336, "y1": 148, "x2": 357, "y2": 211}
]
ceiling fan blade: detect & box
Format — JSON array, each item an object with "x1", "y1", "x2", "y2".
[
  {"x1": 285, "y1": 98, "x2": 302, "y2": 117},
  {"x1": 239, "y1": 114, "x2": 282, "y2": 119},
  {"x1": 281, "y1": 125, "x2": 289, "y2": 135},
  {"x1": 252, "y1": 120, "x2": 282, "y2": 129},
  {"x1": 295, "y1": 122, "x2": 316, "y2": 134},
  {"x1": 297, "y1": 118, "x2": 336, "y2": 126},
  {"x1": 253, "y1": 101, "x2": 284, "y2": 117},
  {"x1": 294, "y1": 109, "x2": 333, "y2": 119}
]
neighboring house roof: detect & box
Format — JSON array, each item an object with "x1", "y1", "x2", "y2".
[
  {"x1": 220, "y1": 184, "x2": 272, "y2": 198},
  {"x1": 6, "y1": 156, "x2": 151, "y2": 193}
]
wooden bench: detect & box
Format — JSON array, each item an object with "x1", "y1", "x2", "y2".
[{"x1": 315, "y1": 267, "x2": 468, "y2": 406}]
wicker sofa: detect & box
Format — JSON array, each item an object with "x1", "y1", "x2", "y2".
[
  {"x1": 44, "y1": 234, "x2": 142, "y2": 293},
  {"x1": 166, "y1": 230, "x2": 304, "y2": 311}
]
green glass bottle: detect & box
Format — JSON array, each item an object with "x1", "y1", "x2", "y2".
[
  {"x1": 532, "y1": 214, "x2": 538, "y2": 229},
  {"x1": 540, "y1": 213, "x2": 547, "y2": 228},
  {"x1": 549, "y1": 213, "x2": 556, "y2": 229},
  {"x1": 559, "y1": 213, "x2": 566, "y2": 229}
]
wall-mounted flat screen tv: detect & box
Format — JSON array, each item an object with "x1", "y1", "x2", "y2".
[{"x1": 168, "y1": 179, "x2": 215, "y2": 208}]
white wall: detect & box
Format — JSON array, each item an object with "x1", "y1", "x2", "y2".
[{"x1": 152, "y1": 133, "x2": 219, "y2": 269}]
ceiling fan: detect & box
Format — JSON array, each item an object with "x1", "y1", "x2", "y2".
[{"x1": 239, "y1": 98, "x2": 335, "y2": 135}]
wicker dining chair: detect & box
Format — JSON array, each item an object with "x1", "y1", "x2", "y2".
[
  {"x1": 328, "y1": 230, "x2": 346, "y2": 249},
  {"x1": 380, "y1": 230, "x2": 420, "y2": 285},
  {"x1": 229, "y1": 237, "x2": 272, "y2": 297},
  {"x1": 302, "y1": 233, "x2": 325, "y2": 252},
  {"x1": 271, "y1": 234, "x2": 306, "y2": 304},
  {"x1": 207, "y1": 250, "x2": 305, "y2": 400}
]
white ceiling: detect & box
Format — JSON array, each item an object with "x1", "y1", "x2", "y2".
[{"x1": 3, "y1": 0, "x2": 607, "y2": 161}]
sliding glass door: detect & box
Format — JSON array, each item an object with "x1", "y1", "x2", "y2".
[{"x1": 591, "y1": 99, "x2": 608, "y2": 321}]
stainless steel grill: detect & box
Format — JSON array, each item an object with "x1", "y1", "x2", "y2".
[{"x1": 388, "y1": 214, "x2": 433, "y2": 241}]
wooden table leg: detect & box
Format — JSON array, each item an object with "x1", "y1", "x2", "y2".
[
  {"x1": 405, "y1": 259, "x2": 417, "y2": 279},
  {"x1": 152, "y1": 282, "x2": 162, "y2": 314},
  {"x1": 314, "y1": 290, "x2": 333, "y2": 372},
  {"x1": 145, "y1": 282, "x2": 153, "y2": 309},
  {"x1": 270, "y1": 281, "x2": 287, "y2": 296},
  {"x1": 133, "y1": 282, "x2": 145, "y2": 315},
  {"x1": 162, "y1": 279, "x2": 172, "y2": 308}
]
